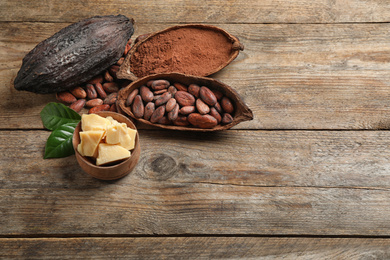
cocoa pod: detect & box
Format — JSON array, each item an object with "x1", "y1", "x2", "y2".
[
  {"x1": 150, "y1": 80, "x2": 170, "y2": 90},
  {"x1": 14, "y1": 15, "x2": 134, "y2": 93},
  {"x1": 132, "y1": 95, "x2": 144, "y2": 118},
  {"x1": 94, "y1": 82, "x2": 107, "y2": 99},
  {"x1": 104, "y1": 92, "x2": 118, "y2": 105},
  {"x1": 196, "y1": 98, "x2": 210, "y2": 115},
  {"x1": 150, "y1": 105, "x2": 165, "y2": 123},
  {"x1": 56, "y1": 91, "x2": 77, "y2": 104},
  {"x1": 221, "y1": 113, "x2": 234, "y2": 125},
  {"x1": 102, "y1": 82, "x2": 119, "y2": 93},
  {"x1": 199, "y1": 86, "x2": 217, "y2": 106},
  {"x1": 70, "y1": 86, "x2": 87, "y2": 99},
  {"x1": 167, "y1": 103, "x2": 179, "y2": 121},
  {"x1": 221, "y1": 96, "x2": 234, "y2": 114},
  {"x1": 89, "y1": 104, "x2": 110, "y2": 114},
  {"x1": 188, "y1": 84, "x2": 200, "y2": 98},
  {"x1": 86, "y1": 84, "x2": 98, "y2": 99},
  {"x1": 175, "y1": 91, "x2": 195, "y2": 106},
  {"x1": 165, "y1": 98, "x2": 177, "y2": 112},
  {"x1": 209, "y1": 107, "x2": 222, "y2": 124},
  {"x1": 126, "y1": 89, "x2": 138, "y2": 106},
  {"x1": 155, "y1": 92, "x2": 172, "y2": 107},
  {"x1": 69, "y1": 99, "x2": 86, "y2": 112},
  {"x1": 179, "y1": 106, "x2": 196, "y2": 115},
  {"x1": 188, "y1": 113, "x2": 218, "y2": 129},
  {"x1": 86, "y1": 98, "x2": 103, "y2": 107},
  {"x1": 140, "y1": 85, "x2": 154, "y2": 102},
  {"x1": 144, "y1": 102, "x2": 155, "y2": 121}
]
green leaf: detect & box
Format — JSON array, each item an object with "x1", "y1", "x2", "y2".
[
  {"x1": 44, "y1": 122, "x2": 78, "y2": 159},
  {"x1": 40, "y1": 102, "x2": 81, "y2": 130}
]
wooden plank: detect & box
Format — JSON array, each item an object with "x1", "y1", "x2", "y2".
[
  {"x1": 2, "y1": 130, "x2": 390, "y2": 236},
  {"x1": 1, "y1": 0, "x2": 390, "y2": 24},
  {"x1": 2, "y1": 22, "x2": 390, "y2": 130},
  {"x1": 2, "y1": 237, "x2": 390, "y2": 259}
]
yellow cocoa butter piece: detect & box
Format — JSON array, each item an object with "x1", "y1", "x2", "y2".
[
  {"x1": 96, "y1": 143, "x2": 131, "y2": 166},
  {"x1": 77, "y1": 130, "x2": 105, "y2": 157},
  {"x1": 81, "y1": 114, "x2": 111, "y2": 132}
]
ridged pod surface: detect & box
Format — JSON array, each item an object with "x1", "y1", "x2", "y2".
[{"x1": 14, "y1": 15, "x2": 134, "y2": 94}]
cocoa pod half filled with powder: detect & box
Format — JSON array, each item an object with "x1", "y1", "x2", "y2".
[
  {"x1": 117, "y1": 73, "x2": 253, "y2": 131},
  {"x1": 14, "y1": 15, "x2": 134, "y2": 94}
]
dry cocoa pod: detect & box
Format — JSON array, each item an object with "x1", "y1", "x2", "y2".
[
  {"x1": 199, "y1": 86, "x2": 217, "y2": 106},
  {"x1": 196, "y1": 98, "x2": 210, "y2": 115},
  {"x1": 140, "y1": 85, "x2": 154, "y2": 102},
  {"x1": 126, "y1": 89, "x2": 138, "y2": 106},
  {"x1": 188, "y1": 113, "x2": 218, "y2": 129},
  {"x1": 132, "y1": 95, "x2": 144, "y2": 118},
  {"x1": 144, "y1": 102, "x2": 155, "y2": 121},
  {"x1": 117, "y1": 24, "x2": 243, "y2": 81},
  {"x1": 102, "y1": 82, "x2": 119, "y2": 93},
  {"x1": 94, "y1": 82, "x2": 107, "y2": 99},
  {"x1": 70, "y1": 86, "x2": 87, "y2": 99},
  {"x1": 15, "y1": 15, "x2": 134, "y2": 93},
  {"x1": 89, "y1": 104, "x2": 110, "y2": 114},
  {"x1": 86, "y1": 98, "x2": 103, "y2": 107},
  {"x1": 86, "y1": 84, "x2": 98, "y2": 99},
  {"x1": 150, "y1": 105, "x2": 165, "y2": 123},
  {"x1": 117, "y1": 73, "x2": 253, "y2": 131},
  {"x1": 56, "y1": 91, "x2": 77, "y2": 104},
  {"x1": 155, "y1": 92, "x2": 172, "y2": 107},
  {"x1": 69, "y1": 99, "x2": 86, "y2": 112},
  {"x1": 175, "y1": 91, "x2": 195, "y2": 106},
  {"x1": 165, "y1": 98, "x2": 177, "y2": 112}
]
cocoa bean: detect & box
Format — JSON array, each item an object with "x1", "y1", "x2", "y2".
[
  {"x1": 154, "y1": 89, "x2": 168, "y2": 95},
  {"x1": 132, "y1": 95, "x2": 144, "y2": 118},
  {"x1": 104, "y1": 70, "x2": 114, "y2": 82},
  {"x1": 221, "y1": 96, "x2": 234, "y2": 114},
  {"x1": 56, "y1": 91, "x2": 77, "y2": 104},
  {"x1": 158, "y1": 116, "x2": 171, "y2": 125},
  {"x1": 150, "y1": 105, "x2": 165, "y2": 123},
  {"x1": 165, "y1": 98, "x2": 177, "y2": 112},
  {"x1": 168, "y1": 85, "x2": 177, "y2": 97},
  {"x1": 174, "y1": 82, "x2": 188, "y2": 92},
  {"x1": 126, "y1": 89, "x2": 138, "y2": 106},
  {"x1": 179, "y1": 106, "x2": 196, "y2": 115},
  {"x1": 212, "y1": 89, "x2": 224, "y2": 100},
  {"x1": 87, "y1": 74, "x2": 104, "y2": 85},
  {"x1": 221, "y1": 113, "x2": 234, "y2": 125},
  {"x1": 155, "y1": 92, "x2": 172, "y2": 106},
  {"x1": 214, "y1": 102, "x2": 223, "y2": 114},
  {"x1": 144, "y1": 102, "x2": 155, "y2": 121},
  {"x1": 69, "y1": 99, "x2": 86, "y2": 112},
  {"x1": 151, "y1": 80, "x2": 170, "y2": 90},
  {"x1": 108, "y1": 65, "x2": 120, "y2": 78},
  {"x1": 175, "y1": 91, "x2": 195, "y2": 106},
  {"x1": 168, "y1": 103, "x2": 179, "y2": 121},
  {"x1": 89, "y1": 104, "x2": 110, "y2": 114},
  {"x1": 86, "y1": 98, "x2": 103, "y2": 107},
  {"x1": 209, "y1": 107, "x2": 222, "y2": 124},
  {"x1": 86, "y1": 84, "x2": 98, "y2": 99},
  {"x1": 188, "y1": 113, "x2": 218, "y2": 129},
  {"x1": 199, "y1": 86, "x2": 217, "y2": 106},
  {"x1": 140, "y1": 85, "x2": 154, "y2": 102},
  {"x1": 109, "y1": 104, "x2": 117, "y2": 112},
  {"x1": 102, "y1": 82, "x2": 119, "y2": 93},
  {"x1": 116, "y1": 57, "x2": 125, "y2": 66},
  {"x1": 104, "y1": 92, "x2": 118, "y2": 105},
  {"x1": 70, "y1": 86, "x2": 87, "y2": 99},
  {"x1": 196, "y1": 98, "x2": 210, "y2": 115},
  {"x1": 188, "y1": 84, "x2": 200, "y2": 98},
  {"x1": 94, "y1": 82, "x2": 107, "y2": 99},
  {"x1": 173, "y1": 115, "x2": 189, "y2": 126},
  {"x1": 123, "y1": 42, "x2": 132, "y2": 56}
]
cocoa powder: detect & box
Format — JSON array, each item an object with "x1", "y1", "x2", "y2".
[{"x1": 130, "y1": 28, "x2": 233, "y2": 77}]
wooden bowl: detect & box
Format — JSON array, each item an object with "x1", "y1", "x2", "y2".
[{"x1": 72, "y1": 111, "x2": 141, "y2": 180}]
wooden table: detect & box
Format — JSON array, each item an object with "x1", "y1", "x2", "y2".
[{"x1": 2, "y1": 1, "x2": 390, "y2": 258}]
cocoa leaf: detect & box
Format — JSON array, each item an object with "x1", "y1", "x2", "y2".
[
  {"x1": 40, "y1": 102, "x2": 81, "y2": 130},
  {"x1": 44, "y1": 122, "x2": 78, "y2": 159}
]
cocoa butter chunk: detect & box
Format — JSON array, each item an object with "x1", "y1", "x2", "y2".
[
  {"x1": 96, "y1": 143, "x2": 130, "y2": 166},
  {"x1": 77, "y1": 131, "x2": 105, "y2": 158},
  {"x1": 14, "y1": 15, "x2": 134, "y2": 94}
]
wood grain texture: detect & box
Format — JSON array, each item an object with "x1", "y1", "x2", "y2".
[
  {"x1": 2, "y1": 130, "x2": 390, "y2": 236},
  {"x1": 1, "y1": 0, "x2": 390, "y2": 24},
  {"x1": 2, "y1": 22, "x2": 390, "y2": 130},
  {"x1": 2, "y1": 237, "x2": 390, "y2": 259}
]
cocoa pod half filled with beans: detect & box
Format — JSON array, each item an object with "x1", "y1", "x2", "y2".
[{"x1": 117, "y1": 73, "x2": 253, "y2": 131}]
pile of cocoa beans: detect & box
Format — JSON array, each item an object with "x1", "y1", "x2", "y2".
[
  {"x1": 125, "y1": 79, "x2": 235, "y2": 129},
  {"x1": 55, "y1": 40, "x2": 132, "y2": 113}
]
